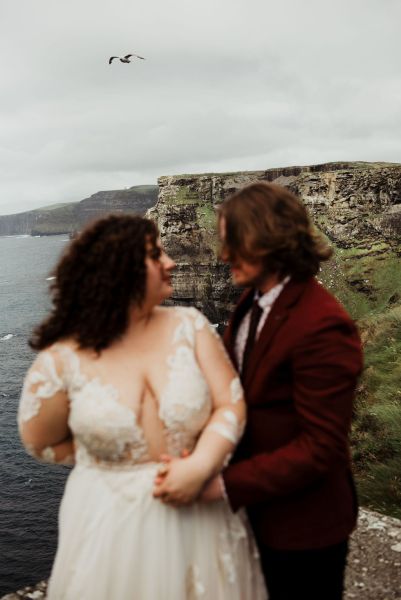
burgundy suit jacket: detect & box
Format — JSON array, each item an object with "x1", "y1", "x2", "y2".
[{"x1": 222, "y1": 276, "x2": 363, "y2": 550}]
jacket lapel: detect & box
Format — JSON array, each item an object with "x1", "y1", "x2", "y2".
[{"x1": 242, "y1": 278, "x2": 311, "y2": 388}]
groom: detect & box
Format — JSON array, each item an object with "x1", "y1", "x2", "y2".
[{"x1": 206, "y1": 181, "x2": 363, "y2": 600}]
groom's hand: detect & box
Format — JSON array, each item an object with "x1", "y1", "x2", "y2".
[{"x1": 199, "y1": 475, "x2": 225, "y2": 502}]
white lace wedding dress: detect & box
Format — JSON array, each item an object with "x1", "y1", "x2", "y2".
[{"x1": 19, "y1": 307, "x2": 267, "y2": 600}]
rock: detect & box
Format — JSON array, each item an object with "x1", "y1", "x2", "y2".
[
  {"x1": 344, "y1": 509, "x2": 401, "y2": 599},
  {"x1": 0, "y1": 580, "x2": 47, "y2": 599}
]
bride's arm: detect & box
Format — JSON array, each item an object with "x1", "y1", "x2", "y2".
[
  {"x1": 153, "y1": 312, "x2": 245, "y2": 504},
  {"x1": 18, "y1": 350, "x2": 75, "y2": 465},
  {"x1": 191, "y1": 317, "x2": 246, "y2": 475}
]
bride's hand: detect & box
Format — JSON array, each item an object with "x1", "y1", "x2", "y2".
[
  {"x1": 153, "y1": 449, "x2": 189, "y2": 486},
  {"x1": 153, "y1": 455, "x2": 209, "y2": 506}
]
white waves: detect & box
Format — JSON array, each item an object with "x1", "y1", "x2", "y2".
[
  {"x1": 2, "y1": 234, "x2": 30, "y2": 239},
  {"x1": 1, "y1": 333, "x2": 14, "y2": 341}
]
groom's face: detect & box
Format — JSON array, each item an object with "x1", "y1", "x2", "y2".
[{"x1": 219, "y1": 216, "x2": 265, "y2": 288}]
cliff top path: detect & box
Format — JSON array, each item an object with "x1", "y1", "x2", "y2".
[{"x1": 2, "y1": 509, "x2": 401, "y2": 600}]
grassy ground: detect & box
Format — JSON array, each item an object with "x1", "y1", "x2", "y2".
[
  {"x1": 353, "y1": 305, "x2": 401, "y2": 517},
  {"x1": 320, "y1": 247, "x2": 401, "y2": 518}
]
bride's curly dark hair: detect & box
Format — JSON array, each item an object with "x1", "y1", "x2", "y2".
[{"x1": 30, "y1": 214, "x2": 159, "y2": 353}]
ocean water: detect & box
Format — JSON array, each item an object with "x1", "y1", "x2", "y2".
[{"x1": 0, "y1": 235, "x2": 71, "y2": 595}]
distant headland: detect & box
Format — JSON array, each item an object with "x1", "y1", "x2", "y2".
[{"x1": 0, "y1": 185, "x2": 158, "y2": 237}]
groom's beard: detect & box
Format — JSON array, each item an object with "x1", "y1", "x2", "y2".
[
  {"x1": 230, "y1": 261, "x2": 275, "y2": 291},
  {"x1": 248, "y1": 268, "x2": 275, "y2": 291}
]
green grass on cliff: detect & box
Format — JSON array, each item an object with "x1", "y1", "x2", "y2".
[
  {"x1": 320, "y1": 248, "x2": 401, "y2": 320},
  {"x1": 160, "y1": 162, "x2": 399, "y2": 181},
  {"x1": 353, "y1": 306, "x2": 401, "y2": 517},
  {"x1": 196, "y1": 203, "x2": 216, "y2": 230},
  {"x1": 320, "y1": 248, "x2": 401, "y2": 518},
  {"x1": 165, "y1": 185, "x2": 201, "y2": 205}
]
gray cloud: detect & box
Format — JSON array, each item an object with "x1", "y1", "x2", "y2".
[{"x1": 0, "y1": 0, "x2": 400, "y2": 214}]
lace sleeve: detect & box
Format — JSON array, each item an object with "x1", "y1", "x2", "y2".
[
  {"x1": 187, "y1": 308, "x2": 246, "y2": 473},
  {"x1": 18, "y1": 349, "x2": 75, "y2": 465}
]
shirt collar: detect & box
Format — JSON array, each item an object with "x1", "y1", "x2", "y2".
[{"x1": 254, "y1": 275, "x2": 290, "y2": 310}]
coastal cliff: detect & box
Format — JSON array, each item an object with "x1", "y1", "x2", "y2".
[
  {"x1": 0, "y1": 185, "x2": 158, "y2": 236},
  {"x1": 151, "y1": 162, "x2": 401, "y2": 321},
  {"x1": 150, "y1": 161, "x2": 401, "y2": 517}
]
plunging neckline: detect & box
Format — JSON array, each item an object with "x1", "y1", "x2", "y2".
[
  {"x1": 53, "y1": 324, "x2": 209, "y2": 438},
  {"x1": 55, "y1": 343, "x2": 167, "y2": 430},
  {"x1": 46, "y1": 308, "x2": 213, "y2": 464}
]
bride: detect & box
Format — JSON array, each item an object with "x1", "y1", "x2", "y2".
[{"x1": 18, "y1": 214, "x2": 267, "y2": 599}]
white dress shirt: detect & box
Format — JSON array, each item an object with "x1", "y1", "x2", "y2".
[{"x1": 234, "y1": 276, "x2": 290, "y2": 373}]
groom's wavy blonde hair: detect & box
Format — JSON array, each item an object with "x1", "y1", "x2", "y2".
[{"x1": 218, "y1": 181, "x2": 332, "y2": 281}]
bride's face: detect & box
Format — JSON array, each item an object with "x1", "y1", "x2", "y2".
[{"x1": 144, "y1": 238, "x2": 176, "y2": 306}]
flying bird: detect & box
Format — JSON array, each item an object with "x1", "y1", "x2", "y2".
[{"x1": 109, "y1": 53, "x2": 146, "y2": 64}]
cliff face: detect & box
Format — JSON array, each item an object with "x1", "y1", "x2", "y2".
[
  {"x1": 151, "y1": 160, "x2": 401, "y2": 519},
  {"x1": 0, "y1": 186, "x2": 158, "y2": 236},
  {"x1": 285, "y1": 162, "x2": 401, "y2": 246},
  {"x1": 150, "y1": 162, "x2": 401, "y2": 321}
]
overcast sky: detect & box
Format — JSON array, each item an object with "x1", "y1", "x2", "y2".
[{"x1": 0, "y1": 0, "x2": 400, "y2": 215}]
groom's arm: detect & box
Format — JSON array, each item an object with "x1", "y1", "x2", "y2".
[{"x1": 221, "y1": 314, "x2": 363, "y2": 511}]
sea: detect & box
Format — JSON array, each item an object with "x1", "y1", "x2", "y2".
[{"x1": 0, "y1": 235, "x2": 72, "y2": 596}]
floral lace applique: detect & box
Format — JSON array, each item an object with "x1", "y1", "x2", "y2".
[
  {"x1": 160, "y1": 311, "x2": 212, "y2": 455},
  {"x1": 19, "y1": 307, "x2": 242, "y2": 470},
  {"x1": 218, "y1": 512, "x2": 248, "y2": 584},
  {"x1": 230, "y1": 377, "x2": 243, "y2": 405},
  {"x1": 186, "y1": 564, "x2": 206, "y2": 598},
  {"x1": 20, "y1": 344, "x2": 150, "y2": 468},
  {"x1": 40, "y1": 446, "x2": 74, "y2": 465},
  {"x1": 18, "y1": 351, "x2": 65, "y2": 424},
  {"x1": 172, "y1": 318, "x2": 195, "y2": 347},
  {"x1": 206, "y1": 409, "x2": 243, "y2": 444},
  {"x1": 41, "y1": 446, "x2": 56, "y2": 463},
  {"x1": 67, "y1": 369, "x2": 150, "y2": 466},
  {"x1": 176, "y1": 307, "x2": 220, "y2": 337},
  {"x1": 191, "y1": 309, "x2": 209, "y2": 332},
  {"x1": 24, "y1": 442, "x2": 74, "y2": 466},
  {"x1": 176, "y1": 307, "x2": 234, "y2": 368},
  {"x1": 54, "y1": 344, "x2": 87, "y2": 391},
  {"x1": 166, "y1": 308, "x2": 245, "y2": 459}
]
